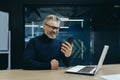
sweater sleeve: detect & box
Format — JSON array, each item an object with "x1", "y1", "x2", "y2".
[
  {"x1": 60, "y1": 51, "x2": 72, "y2": 67},
  {"x1": 22, "y1": 39, "x2": 51, "y2": 70}
]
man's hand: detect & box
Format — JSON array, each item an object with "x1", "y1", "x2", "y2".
[
  {"x1": 61, "y1": 42, "x2": 73, "y2": 57},
  {"x1": 50, "y1": 59, "x2": 59, "y2": 70}
]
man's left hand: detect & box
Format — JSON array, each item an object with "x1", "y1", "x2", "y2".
[{"x1": 61, "y1": 42, "x2": 73, "y2": 57}]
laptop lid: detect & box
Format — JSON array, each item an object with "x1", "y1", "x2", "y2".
[{"x1": 94, "y1": 45, "x2": 109, "y2": 74}]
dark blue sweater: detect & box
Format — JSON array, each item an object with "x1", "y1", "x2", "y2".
[{"x1": 22, "y1": 34, "x2": 71, "y2": 70}]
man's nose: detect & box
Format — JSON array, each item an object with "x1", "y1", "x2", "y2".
[{"x1": 52, "y1": 29, "x2": 57, "y2": 32}]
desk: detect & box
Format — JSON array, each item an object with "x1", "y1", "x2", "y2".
[{"x1": 0, "y1": 64, "x2": 120, "y2": 80}]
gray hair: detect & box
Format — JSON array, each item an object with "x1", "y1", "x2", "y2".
[{"x1": 43, "y1": 15, "x2": 61, "y2": 24}]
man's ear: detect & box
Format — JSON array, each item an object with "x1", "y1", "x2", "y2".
[{"x1": 42, "y1": 24, "x2": 45, "y2": 29}]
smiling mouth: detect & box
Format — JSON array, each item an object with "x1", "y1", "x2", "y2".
[{"x1": 51, "y1": 33, "x2": 57, "y2": 36}]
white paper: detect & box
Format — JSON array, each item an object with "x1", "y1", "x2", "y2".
[{"x1": 101, "y1": 74, "x2": 120, "y2": 80}]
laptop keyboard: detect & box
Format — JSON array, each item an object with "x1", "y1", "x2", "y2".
[{"x1": 78, "y1": 66, "x2": 95, "y2": 73}]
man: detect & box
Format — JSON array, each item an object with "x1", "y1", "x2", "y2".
[{"x1": 22, "y1": 15, "x2": 73, "y2": 70}]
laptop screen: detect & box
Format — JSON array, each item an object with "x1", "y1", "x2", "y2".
[{"x1": 95, "y1": 45, "x2": 109, "y2": 74}]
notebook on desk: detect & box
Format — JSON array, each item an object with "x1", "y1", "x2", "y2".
[{"x1": 65, "y1": 45, "x2": 109, "y2": 75}]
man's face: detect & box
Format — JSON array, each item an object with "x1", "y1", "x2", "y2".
[{"x1": 43, "y1": 20, "x2": 60, "y2": 39}]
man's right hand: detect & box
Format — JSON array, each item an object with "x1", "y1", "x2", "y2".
[{"x1": 50, "y1": 59, "x2": 59, "y2": 70}]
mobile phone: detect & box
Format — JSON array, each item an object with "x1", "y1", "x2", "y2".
[{"x1": 66, "y1": 36, "x2": 74, "y2": 44}]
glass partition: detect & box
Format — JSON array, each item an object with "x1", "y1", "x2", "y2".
[{"x1": 24, "y1": 6, "x2": 95, "y2": 65}]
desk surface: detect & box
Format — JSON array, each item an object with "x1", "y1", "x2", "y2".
[{"x1": 0, "y1": 64, "x2": 120, "y2": 80}]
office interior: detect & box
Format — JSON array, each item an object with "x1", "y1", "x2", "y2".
[{"x1": 0, "y1": 0, "x2": 120, "y2": 69}]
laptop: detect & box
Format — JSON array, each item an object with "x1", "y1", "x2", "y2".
[{"x1": 65, "y1": 45, "x2": 109, "y2": 75}]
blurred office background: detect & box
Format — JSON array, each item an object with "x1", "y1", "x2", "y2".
[{"x1": 0, "y1": 0, "x2": 120, "y2": 69}]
